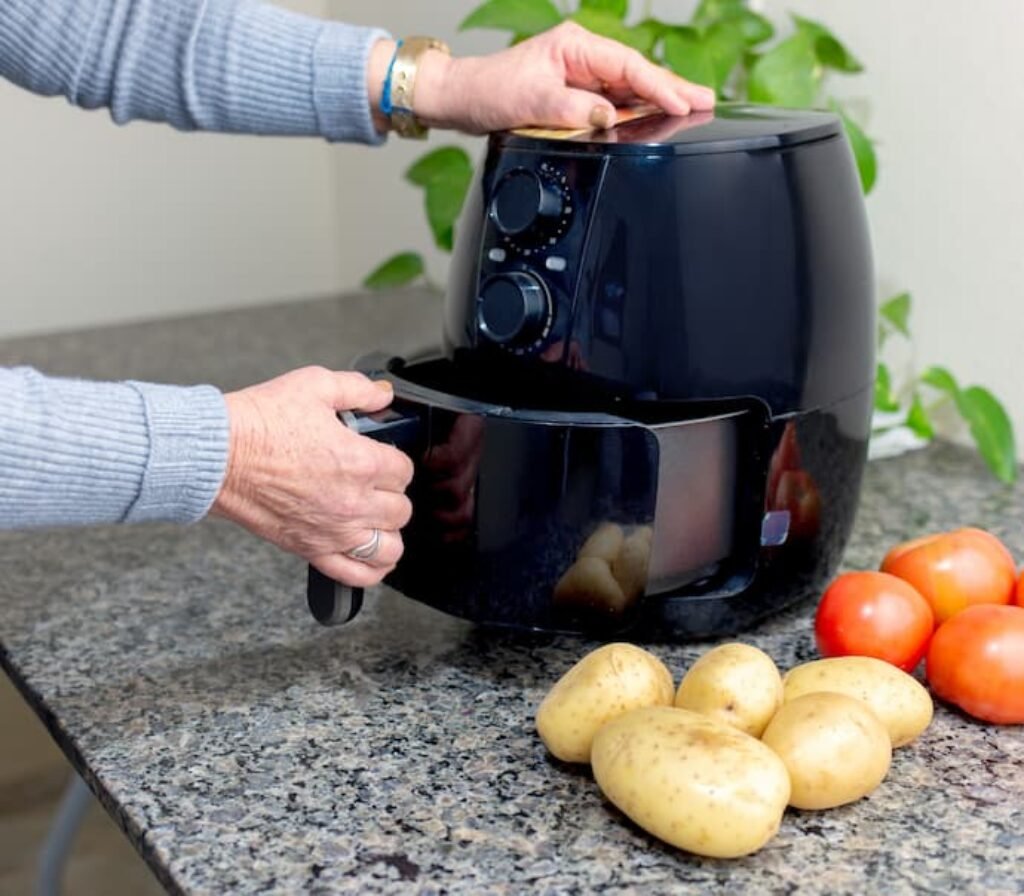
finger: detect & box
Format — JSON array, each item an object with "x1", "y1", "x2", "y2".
[
  {"x1": 363, "y1": 489, "x2": 414, "y2": 531},
  {"x1": 312, "y1": 549, "x2": 393, "y2": 588},
  {"x1": 324, "y1": 370, "x2": 395, "y2": 413},
  {"x1": 428, "y1": 464, "x2": 477, "y2": 512},
  {"x1": 535, "y1": 85, "x2": 617, "y2": 130},
  {"x1": 567, "y1": 36, "x2": 713, "y2": 115},
  {"x1": 368, "y1": 441, "x2": 415, "y2": 492},
  {"x1": 677, "y1": 80, "x2": 716, "y2": 111},
  {"x1": 339, "y1": 527, "x2": 405, "y2": 569}
]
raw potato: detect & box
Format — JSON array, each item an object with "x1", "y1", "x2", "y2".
[
  {"x1": 609, "y1": 527, "x2": 653, "y2": 602},
  {"x1": 553, "y1": 556, "x2": 630, "y2": 616},
  {"x1": 554, "y1": 524, "x2": 652, "y2": 617},
  {"x1": 579, "y1": 523, "x2": 626, "y2": 563},
  {"x1": 761, "y1": 692, "x2": 892, "y2": 810},
  {"x1": 591, "y1": 706, "x2": 791, "y2": 858},
  {"x1": 535, "y1": 643, "x2": 674, "y2": 763},
  {"x1": 674, "y1": 643, "x2": 783, "y2": 737},
  {"x1": 783, "y1": 656, "x2": 934, "y2": 747}
]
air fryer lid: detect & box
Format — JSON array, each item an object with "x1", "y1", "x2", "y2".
[{"x1": 499, "y1": 103, "x2": 842, "y2": 155}]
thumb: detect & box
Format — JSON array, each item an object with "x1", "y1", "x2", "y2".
[
  {"x1": 539, "y1": 88, "x2": 615, "y2": 130},
  {"x1": 328, "y1": 371, "x2": 394, "y2": 413}
]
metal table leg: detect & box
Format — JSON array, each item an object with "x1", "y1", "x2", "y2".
[{"x1": 35, "y1": 772, "x2": 92, "y2": 896}]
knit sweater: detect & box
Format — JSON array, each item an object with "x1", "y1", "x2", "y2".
[{"x1": 0, "y1": 0, "x2": 390, "y2": 527}]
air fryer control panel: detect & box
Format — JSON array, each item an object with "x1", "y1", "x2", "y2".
[{"x1": 474, "y1": 152, "x2": 608, "y2": 357}]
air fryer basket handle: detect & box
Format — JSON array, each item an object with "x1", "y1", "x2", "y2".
[{"x1": 305, "y1": 398, "x2": 427, "y2": 628}]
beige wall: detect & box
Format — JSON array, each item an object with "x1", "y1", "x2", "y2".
[
  {"x1": 0, "y1": 0, "x2": 353, "y2": 338},
  {"x1": 3, "y1": 1, "x2": 1022, "y2": 456},
  {"x1": 760, "y1": 0, "x2": 1024, "y2": 452}
]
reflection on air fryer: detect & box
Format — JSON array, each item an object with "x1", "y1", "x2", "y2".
[
  {"x1": 553, "y1": 522, "x2": 653, "y2": 620},
  {"x1": 766, "y1": 422, "x2": 822, "y2": 542},
  {"x1": 592, "y1": 110, "x2": 715, "y2": 145},
  {"x1": 419, "y1": 415, "x2": 484, "y2": 545}
]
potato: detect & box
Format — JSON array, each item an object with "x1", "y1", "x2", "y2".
[
  {"x1": 782, "y1": 656, "x2": 933, "y2": 747},
  {"x1": 553, "y1": 556, "x2": 631, "y2": 617},
  {"x1": 591, "y1": 706, "x2": 791, "y2": 858},
  {"x1": 761, "y1": 692, "x2": 892, "y2": 810},
  {"x1": 674, "y1": 643, "x2": 783, "y2": 737},
  {"x1": 609, "y1": 527, "x2": 653, "y2": 602},
  {"x1": 579, "y1": 523, "x2": 626, "y2": 563},
  {"x1": 536, "y1": 643, "x2": 674, "y2": 763}
]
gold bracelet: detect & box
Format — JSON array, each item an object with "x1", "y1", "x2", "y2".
[{"x1": 389, "y1": 36, "x2": 450, "y2": 139}]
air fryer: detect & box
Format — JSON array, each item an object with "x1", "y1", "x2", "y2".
[{"x1": 307, "y1": 104, "x2": 875, "y2": 640}]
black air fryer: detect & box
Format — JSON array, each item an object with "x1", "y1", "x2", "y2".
[{"x1": 308, "y1": 104, "x2": 875, "y2": 640}]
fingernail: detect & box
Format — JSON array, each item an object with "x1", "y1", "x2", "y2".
[
  {"x1": 589, "y1": 105, "x2": 615, "y2": 130},
  {"x1": 374, "y1": 380, "x2": 394, "y2": 393},
  {"x1": 698, "y1": 86, "x2": 716, "y2": 106}
]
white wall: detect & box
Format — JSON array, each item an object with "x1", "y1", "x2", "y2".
[
  {"x1": 0, "y1": 0, "x2": 355, "y2": 338},
  {"x1": 759, "y1": 0, "x2": 1024, "y2": 453},
  {"x1": 3, "y1": 1, "x2": 1023, "y2": 457}
]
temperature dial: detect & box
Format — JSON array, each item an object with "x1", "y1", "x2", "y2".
[
  {"x1": 477, "y1": 272, "x2": 551, "y2": 348},
  {"x1": 490, "y1": 168, "x2": 569, "y2": 244}
]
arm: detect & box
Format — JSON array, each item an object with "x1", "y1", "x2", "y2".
[
  {"x1": 0, "y1": 367, "x2": 227, "y2": 526},
  {"x1": 0, "y1": 0, "x2": 388, "y2": 143},
  {"x1": 0, "y1": 365, "x2": 413, "y2": 587}
]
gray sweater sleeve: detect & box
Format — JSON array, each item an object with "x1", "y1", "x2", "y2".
[
  {"x1": 0, "y1": 368, "x2": 229, "y2": 527},
  {"x1": 0, "y1": 0, "x2": 391, "y2": 143},
  {"x1": 0, "y1": 1, "x2": 394, "y2": 529}
]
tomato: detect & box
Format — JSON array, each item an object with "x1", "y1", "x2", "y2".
[
  {"x1": 1016, "y1": 568, "x2": 1024, "y2": 607},
  {"x1": 767, "y1": 422, "x2": 802, "y2": 502},
  {"x1": 880, "y1": 527, "x2": 1016, "y2": 623},
  {"x1": 814, "y1": 571, "x2": 935, "y2": 672},
  {"x1": 766, "y1": 424, "x2": 820, "y2": 542},
  {"x1": 772, "y1": 470, "x2": 822, "y2": 541},
  {"x1": 926, "y1": 604, "x2": 1024, "y2": 724}
]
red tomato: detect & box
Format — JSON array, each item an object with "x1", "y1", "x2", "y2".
[
  {"x1": 1016, "y1": 568, "x2": 1024, "y2": 607},
  {"x1": 814, "y1": 571, "x2": 935, "y2": 672},
  {"x1": 773, "y1": 470, "x2": 822, "y2": 541},
  {"x1": 881, "y1": 527, "x2": 1015, "y2": 623},
  {"x1": 926, "y1": 604, "x2": 1024, "y2": 724}
]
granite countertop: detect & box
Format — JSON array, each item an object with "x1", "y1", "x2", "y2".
[{"x1": 2, "y1": 292, "x2": 1022, "y2": 895}]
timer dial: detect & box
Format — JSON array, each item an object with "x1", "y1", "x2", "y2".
[{"x1": 489, "y1": 166, "x2": 572, "y2": 251}]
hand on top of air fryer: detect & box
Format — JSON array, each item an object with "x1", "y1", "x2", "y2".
[
  {"x1": 211, "y1": 367, "x2": 414, "y2": 587},
  {"x1": 369, "y1": 21, "x2": 715, "y2": 136}
]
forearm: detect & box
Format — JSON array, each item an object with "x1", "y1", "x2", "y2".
[
  {"x1": 0, "y1": 367, "x2": 228, "y2": 528},
  {"x1": 0, "y1": 0, "x2": 389, "y2": 143}
]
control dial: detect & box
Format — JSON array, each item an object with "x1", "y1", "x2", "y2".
[
  {"x1": 490, "y1": 168, "x2": 567, "y2": 241},
  {"x1": 477, "y1": 272, "x2": 551, "y2": 348}
]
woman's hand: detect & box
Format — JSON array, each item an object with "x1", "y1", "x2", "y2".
[
  {"x1": 211, "y1": 367, "x2": 414, "y2": 587},
  {"x1": 370, "y1": 22, "x2": 715, "y2": 136}
]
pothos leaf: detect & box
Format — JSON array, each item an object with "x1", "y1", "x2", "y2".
[
  {"x1": 905, "y1": 392, "x2": 935, "y2": 440},
  {"x1": 957, "y1": 386, "x2": 1017, "y2": 483},
  {"x1": 879, "y1": 292, "x2": 911, "y2": 338},
  {"x1": 363, "y1": 252, "x2": 424, "y2": 289},
  {"x1": 920, "y1": 365, "x2": 960, "y2": 398},
  {"x1": 874, "y1": 362, "x2": 900, "y2": 413},
  {"x1": 404, "y1": 147, "x2": 473, "y2": 252},
  {"x1": 459, "y1": 0, "x2": 562, "y2": 36},
  {"x1": 663, "y1": 23, "x2": 745, "y2": 95},
  {"x1": 425, "y1": 169, "x2": 473, "y2": 251},
  {"x1": 579, "y1": 0, "x2": 627, "y2": 21},
  {"x1": 792, "y1": 13, "x2": 863, "y2": 73},
  {"x1": 831, "y1": 101, "x2": 878, "y2": 194},
  {"x1": 405, "y1": 147, "x2": 472, "y2": 188},
  {"x1": 747, "y1": 32, "x2": 819, "y2": 107}
]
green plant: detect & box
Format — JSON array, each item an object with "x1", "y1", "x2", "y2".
[{"x1": 364, "y1": 0, "x2": 1016, "y2": 482}]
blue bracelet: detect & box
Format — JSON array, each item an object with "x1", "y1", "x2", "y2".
[{"x1": 380, "y1": 40, "x2": 403, "y2": 118}]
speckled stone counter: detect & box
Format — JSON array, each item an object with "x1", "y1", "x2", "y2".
[{"x1": 2, "y1": 293, "x2": 1022, "y2": 895}]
